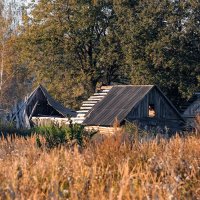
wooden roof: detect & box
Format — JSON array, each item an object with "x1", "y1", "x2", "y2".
[
  {"x1": 83, "y1": 85, "x2": 183, "y2": 126},
  {"x1": 181, "y1": 92, "x2": 200, "y2": 118},
  {"x1": 83, "y1": 85, "x2": 152, "y2": 126},
  {"x1": 27, "y1": 85, "x2": 77, "y2": 117},
  {"x1": 72, "y1": 86, "x2": 112, "y2": 124},
  {"x1": 181, "y1": 92, "x2": 200, "y2": 113}
]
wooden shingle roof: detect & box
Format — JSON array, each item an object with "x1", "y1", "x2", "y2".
[
  {"x1": 83, "y1": 85, "x2": 153, "y2": 126},
  {"x1": 72, "y1": 86, "x2": 113, "y2": 124},
  {"x1": 83, "y1": 85, "x2": 183, "y2": 126}
]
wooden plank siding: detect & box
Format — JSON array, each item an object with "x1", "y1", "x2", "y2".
[
  {"x1": 85, "y1": 126, "x2": 122, "y2": 135},
  {"x1": 183, "y1": 99, "x2": 200, "y2": 117},
  {"x1": 182, "y1": 94, "x2": 200, "y2": 128},
  {"x1": 126, "y1": 87, "x2": 183, "y2": 130}
]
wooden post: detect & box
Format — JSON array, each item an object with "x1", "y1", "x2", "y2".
[
  {"x1": 29, "y1": 101, "x2": 38, "y2": 120},
  {"x1": 0, "y1": 41, "x2": 4, "y2": 99}
]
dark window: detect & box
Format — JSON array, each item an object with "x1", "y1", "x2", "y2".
[{"x1": 148, "y1": 104, "x2": 156, "y2": 117}]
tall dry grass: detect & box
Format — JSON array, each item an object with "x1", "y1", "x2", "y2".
[{"x1": 0, "y1": 132, "x2": 199, "y2": 199}]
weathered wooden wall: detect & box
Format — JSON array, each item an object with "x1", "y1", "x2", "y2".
[
  {"x1": 85, "y1": 126, "x2": 122, "y2": 135},
  {"x1": 32, "y1": 117, "x2": 70, "y2": 127},
  {"x1": 126, "y1": 87, "x2": 183, "y2": 130},
  {"x1": 183, "y1": 99, "x2": 200, "y2": 118},
  {"x1": 183, "y1": 98, "x2": 200, "y2": 128},
  {"x1": 8, "y1": 101, "x2": 30, "y2": 129}
]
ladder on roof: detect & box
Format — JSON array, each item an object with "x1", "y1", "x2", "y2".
[{"x1": 72, "y1": 86, "x2": 113, "y2": 124}]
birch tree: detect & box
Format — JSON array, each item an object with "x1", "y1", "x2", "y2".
[
  {"x1": 0, "y1": 0, "x2": 5, "y2": 98},
  {"x1": 0, "y1": 0, "x2": 29, "y2": 109}
]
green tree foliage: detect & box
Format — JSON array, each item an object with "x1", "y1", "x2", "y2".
[
  {"x1": 18, "y1": 0, "x2": 127, "y2": 108},
  {"x1": 119, "y1": 0, "x2": 200, "y2": 106},
  {"x1": 2, "y1": 0, "x2": 200, "y2": 110}
]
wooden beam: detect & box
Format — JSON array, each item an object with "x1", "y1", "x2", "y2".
[{"x1": 29, "y1": 101, "x2": 39, "y2": 120}]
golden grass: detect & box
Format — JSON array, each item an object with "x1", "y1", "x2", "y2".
[
  {"x1": 195, "y1": 114, "x2": 200, "y2": 134},
  {"x1": 0, "y1": 133, "x2": 199, "y2": 199}
]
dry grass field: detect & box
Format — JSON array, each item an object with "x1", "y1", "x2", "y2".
[{"x1": 0, "y1": 131, "x2": 199, "y2": 200}]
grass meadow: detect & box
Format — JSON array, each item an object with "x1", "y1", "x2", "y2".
[{"x1": 0, "y1": 130, "x2": 199, "y2": 200}]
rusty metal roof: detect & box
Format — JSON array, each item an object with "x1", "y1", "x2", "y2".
[{"x1": 83, "y1": 85, "x2": 154, "y2": 126}]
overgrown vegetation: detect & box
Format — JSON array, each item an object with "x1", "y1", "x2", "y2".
[
  {"x1": 0, "y1": 119, "x2": 31, "y2": 137},
  {"x1": 0, "y1": 118, "x2": 97, "y2": 148},
  {"x1": 33, "y1": 123, "x2": 96, "y2": 148},
  {"x1": 0, "y1": 131, "x2": 199, "y2": 199},
  {"x1": 0, "y1": 118, "x2": 199, "y2": 198}
]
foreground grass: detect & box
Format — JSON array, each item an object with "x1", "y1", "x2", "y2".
[{"x1": 0, "y1": 133, "x2": 199, "y2": 199}]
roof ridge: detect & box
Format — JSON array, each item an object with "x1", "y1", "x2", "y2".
[
  {"x1": 29, "y1": 85, "x2": 76, "y2": 117},
  {"x1": 113, "y1": 85, "x2": 154, "y2": 87}
]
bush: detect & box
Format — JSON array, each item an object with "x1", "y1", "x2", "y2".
[
  {"x1": 0, "y1": 119, "x2": 31, "y2": 137},
  {"x1": 32, "y1": 123, "x2": 96, "y2": 149},
  {"x1": 124, "y1": 121, "x2": 149, "y2": 143},
  {"x1": 33, "y1": 125, "x2": 67, "y2": 148}
]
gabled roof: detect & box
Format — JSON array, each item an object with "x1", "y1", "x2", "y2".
[
  {"x1": 181, "y1": 92, "x2": 200, "y2": 114},
  {"x1": 26, "y1": 85, "x2": 76, "y2": 117},
  {"x1": 83, "y1": 85, "x2": 183, "y2": 126},
  {"x1": 83, "y1": 85, "x2": 153, "y2": 126}
]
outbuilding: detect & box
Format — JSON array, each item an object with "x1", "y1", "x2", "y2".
[
  {"x1": 181, "y1": 92, "x2": 200, "y2": 128},
  {"x1": 83, "y1": 85, "x2": 184, "y2": 134},
  {"x1": 9, "y1": 85, "x2": 76, "y2": 128}
]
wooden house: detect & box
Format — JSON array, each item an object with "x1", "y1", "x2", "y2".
[
  {"x1": 83, "y1": 85, "x2": 184, "y2": 134},
  {"x1": 181, "y1": 92, "x2": 200, "y2": 128},
  {"x1": 9, "y1": 85, "x2": 76, "y2": 128}
]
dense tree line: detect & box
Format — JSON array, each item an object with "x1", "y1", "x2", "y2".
[{"x1": 0, "y1": 0, "x2": 199, "y2": 110}]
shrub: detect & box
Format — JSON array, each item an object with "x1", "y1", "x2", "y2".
[
  {"x1": 0, "y1": 119, "x2": 31, "y2": 137},
  {"x1": 124, "y1": 121, "x2": 149, "y2": 143},
  {"x1": 33, "y1": 123, "x2": 96, "y2": 148},
  {"x1": 33, "y1": 125, "x2": 67, "y2": 148}
]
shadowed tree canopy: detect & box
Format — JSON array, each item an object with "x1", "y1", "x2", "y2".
[
  {"x1": 118, "y1": 0, "x2": 200, "y2": 107},
  {"x1": 1, "y1": 0, "x2": 199, "y2": 110},
  {"x1": 18, "y1": 0, "x2": 127, "y2": 109}
]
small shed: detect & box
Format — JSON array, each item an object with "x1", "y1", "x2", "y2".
[
  {"x1": 25, "y1": 85, "x2": 76, "y2": 118},
  {"x1": 9, "y1": 85, "x2": 76, "y2": 128},
  {"x1": 181, "y1": 92, "x2": 200, "y2": 128},
  {"x1": 83, "y1": 85, "x2": 184, "y2": 133}
]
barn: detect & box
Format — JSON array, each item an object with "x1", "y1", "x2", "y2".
[
  {"x1": 25, "y1": 85, "x2": 76, "y2": 118},
  {"x1": 181, "y1": 92, "x2": 200, "y2": 128},
  {"x1": 83, "y1": 85, "x2": 184, "y2": 133},
  {"x1": 9, "y1": 85, "x2": 76, "y2": 128}
]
